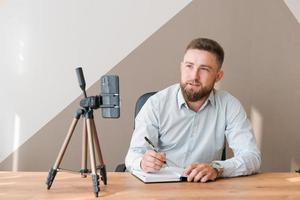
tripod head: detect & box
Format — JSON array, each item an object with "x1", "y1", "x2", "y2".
[
  {"x1": 75, "y1": 67, "x2": 120, "y2": 118},
  {"x1": 76, "y1": 67, "x2": 88, "y2": 98}
]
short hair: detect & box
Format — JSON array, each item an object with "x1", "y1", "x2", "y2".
[{"x1": 186, "y1": 38, "x2": 224, "y2": 68}]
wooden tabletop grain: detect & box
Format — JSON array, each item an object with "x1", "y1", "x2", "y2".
[{"x1": 1, "y1": 171, "x2": 300, "y2": 200}]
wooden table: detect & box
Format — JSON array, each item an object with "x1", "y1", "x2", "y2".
[{"x1": 1, "y1": 171, "x2": 300, "y2": 199}]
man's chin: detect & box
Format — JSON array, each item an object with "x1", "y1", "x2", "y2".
[
  {"x1": 183, "y1": 87, "x2": 213, "y2": 102},
  {"x1": 187, "y1": 90, "x2": 201, "y2": 97}
]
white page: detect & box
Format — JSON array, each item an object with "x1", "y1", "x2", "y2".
[{"x1": 132, "y1": 166, "x2": 186, "y2": 183}]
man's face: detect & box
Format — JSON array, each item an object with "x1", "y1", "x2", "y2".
[{"x1": 180, "y1": 49, "x2": 223, "y2": 102}]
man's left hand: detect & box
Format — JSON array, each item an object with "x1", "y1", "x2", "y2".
[{"x1": 183, "y1": 163, "x2": 218, "y2": 183}]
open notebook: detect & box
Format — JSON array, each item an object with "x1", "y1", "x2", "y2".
[{"x1": 132, "y1": 166, "x2": 187, "y2": 183}]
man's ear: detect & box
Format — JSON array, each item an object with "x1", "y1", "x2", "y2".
[{"x1": 216, "y1": 70, "x2": 224, "y2": 82}]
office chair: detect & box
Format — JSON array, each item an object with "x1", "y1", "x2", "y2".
[{"x1": 115, "y1": 92, "x2": 226, "y2": 172}]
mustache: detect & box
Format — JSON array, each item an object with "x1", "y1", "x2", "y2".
[{"x1": 185, "y1": 80, "x2": 201, "y2": 86}]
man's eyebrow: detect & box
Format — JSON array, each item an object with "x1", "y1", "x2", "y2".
[
  {"x1": 184, "y1": 61, "x2": 194, "y2": 65},
  {"x1": 199, "y1": 64, "x2": 212, "y2": 69},
  {"x1": 184, "y1": 62, "x2": 213, "y2": 69}
]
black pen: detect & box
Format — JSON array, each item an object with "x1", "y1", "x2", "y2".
[
  {"x1": 144, "y1": 137, "x2": 158, "y2": 152},
  {"x1": 144, "y1": 136, "x2": 167, "y2": 165}
]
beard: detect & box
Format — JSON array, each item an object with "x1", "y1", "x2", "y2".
[{"x1": 180, "y1": 80, "x2": 214, "y2": 102}]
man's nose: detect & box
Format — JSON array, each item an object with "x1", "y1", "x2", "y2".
[{"x1": 191, "y1": 69, "x2": 200, "y2": 80}]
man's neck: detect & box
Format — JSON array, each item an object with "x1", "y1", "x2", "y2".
[{"x1": 186, "y1": 96, "x2": 209, "y2": 112}]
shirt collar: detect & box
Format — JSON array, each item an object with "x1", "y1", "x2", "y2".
[
  {"x1": 177, "y1": 86, "x2": 216, "y2": 109},
  {"x1": 177, "y1": 86, "x2": 186, "y2": 109}
]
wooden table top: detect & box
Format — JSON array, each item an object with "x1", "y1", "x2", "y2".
[{"x1": 1, "y1": 171, "x2": 300, "y2": 200}]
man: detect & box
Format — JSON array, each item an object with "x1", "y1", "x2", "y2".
[{"x1": 125, "y1": 38, "x2": 261, "y2": 183}]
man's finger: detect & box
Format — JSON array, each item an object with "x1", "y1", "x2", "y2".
[
  {"x1": 201, "y1": 170, "x2": 217, "y2": 183},
  {"x1": 157, "y1": 152, "x2": 166, "y2": 162},
  {"x1": 200, "y1": 174, "x2": 210, "y2": 183},
  {"x1": 142, "y1": 156, "x2": 164, "y2": 172},
  {"x1": 145, "y1": 150, "x2": 157, "y2": 157},
  {"x1": 193, "y1": 169, "x2": 207, "y2": 182},
  {"x1": 146, "y1": 150, "x2": 166, "y2": 163},
  {"x1": 145, "y1": 154, "x2": 165, "y2": 166},
  {"x1": 142, "y1": 160, "x2": 161, "y2": 172},
  {"x1": 184, "y1": 163, "x2": 200, "y2": 175},
  {"x1": 187, "y1": 168, "x2": 200, "y2": 182}
]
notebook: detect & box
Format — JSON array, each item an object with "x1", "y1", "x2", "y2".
[{"x1": 132, "y1": 166, "x2": 187, "y2": 183}]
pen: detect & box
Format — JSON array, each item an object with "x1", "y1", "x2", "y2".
[
  {"x1": 144, "y1": 136, "x2": 167, "y2": 165},
  {"x1": 144, "y1": 136, "x2": 158, "y2": 152}
]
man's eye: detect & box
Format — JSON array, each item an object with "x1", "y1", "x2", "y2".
[
  {"x1": 200, "y1": 68, "x2": 209, "y2": 71},
  {"x1": 186, "y1": 65, "x2": 193, "y2": 68}
]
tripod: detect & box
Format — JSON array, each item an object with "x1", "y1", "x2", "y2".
[
  {"x1": 46, "y1": 107, "x2": 107, "y2": 197},
  {"x1": 46, "y1": 67, "x2": 119, "y2": 197}
]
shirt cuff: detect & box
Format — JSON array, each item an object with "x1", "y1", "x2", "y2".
[
  {"x1": 131, "y1": 156, "x2": 143, "y2": 171},
  {"x1": 212, "y1": 160, "x2": 235, "y2": 178}
]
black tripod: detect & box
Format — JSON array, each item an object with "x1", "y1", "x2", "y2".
[{"x1": 46, "y1": 68, "x2": 112, "y2": 197}]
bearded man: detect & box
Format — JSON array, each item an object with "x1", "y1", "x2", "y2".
[{"x1": 125, "y1": 38, "x2": 261, "y2": 182}]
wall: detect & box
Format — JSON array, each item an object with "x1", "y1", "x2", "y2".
[
  {"x1": 1, "y1": 0, "x2": 300, "y2": 172},
  {"x1": 0, "y1": 0, "x2": 191, "y2": 171}
]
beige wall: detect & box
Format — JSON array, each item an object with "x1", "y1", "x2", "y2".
[{"x1": 1, "y1": 0, "x2": 300, "y2": 172}]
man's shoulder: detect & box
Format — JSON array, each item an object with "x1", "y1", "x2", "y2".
[
  {"x1": 214, "y1": 89, "x2": 234, "y2": 99},
  {"x1": 140, "y1": 84, "x2": 179, "y2": 113},
  {"x1": 214, "y1": 89, "x2": 242, "y2": 107},
  {"x1": 152, "y1": 83, "x2": 180, "y2": 100}
]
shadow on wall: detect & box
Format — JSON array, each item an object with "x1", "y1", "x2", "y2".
[{"x1": 220, "y1": 21, "x2": 300, "y2": 172}]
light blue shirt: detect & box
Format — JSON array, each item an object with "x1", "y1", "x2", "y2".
[{"x1": 125, "y1": 84, "x2": 261, "y2": 177}]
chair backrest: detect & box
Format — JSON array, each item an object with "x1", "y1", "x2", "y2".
[{"x1": 134, "y1": 92, "x2": 157, "y2": 127}]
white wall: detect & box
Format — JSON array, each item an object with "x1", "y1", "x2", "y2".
[
  {"x1": 285, "y1": 0, "x2": 300, "y2": 24},
  {"x1": 0, "y1": 0, "x2": 192, "y2": 163}
]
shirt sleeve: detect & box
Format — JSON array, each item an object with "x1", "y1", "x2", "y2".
[
  {"x1": 216, "y1": 95, "x2": 261, "y2": 177},
  {"x1": 125, "y1": 96, "x2": 160, "y2": 172}
]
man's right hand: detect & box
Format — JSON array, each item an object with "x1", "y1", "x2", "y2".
[{"x1": 140, "y1": 150, "x2": 166, "y2": 172}]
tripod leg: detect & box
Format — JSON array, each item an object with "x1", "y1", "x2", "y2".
[
  {"x1": 86, "y1": 118, "x2": 100, "y2": 197},
  {"x1": 91, "y1": 119, "x2": 107, "y2": 185},
  {"x1": 46, "y1": 118, "x2": 79, "y2": 189},
  {"x1": 80, "y1": 118, "x2": 88, "y2": 178}
]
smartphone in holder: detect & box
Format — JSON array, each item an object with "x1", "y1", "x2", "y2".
[{"x1": 100, "y1": 75, "x2": 120, "y2": 118}]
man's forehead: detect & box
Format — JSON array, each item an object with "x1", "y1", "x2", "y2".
[
  {"x1": 183, "y1": 49, "x2": 218, "y2": 67},
  {"x1": 184, "y1": 49, "x2": 215, "y2": 58}
]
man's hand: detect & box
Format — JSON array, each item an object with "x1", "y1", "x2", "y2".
[
  {"x1": 184, "y1": 163, "x2": 218, "y2": 183},
  {"x1": 140, "y1": 150, "x2": 166, "y2": 172}
]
